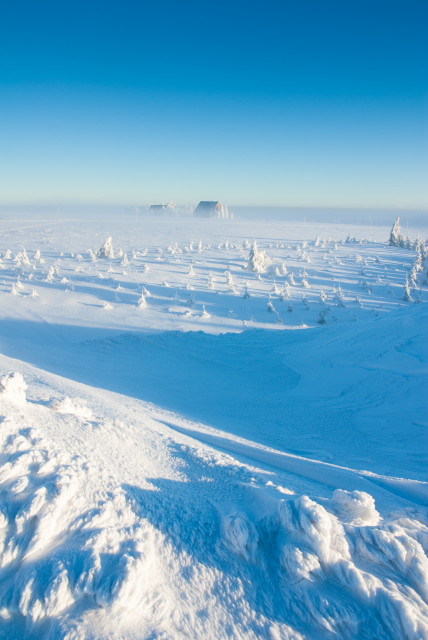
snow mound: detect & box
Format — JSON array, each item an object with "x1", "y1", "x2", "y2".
[
  {"x1": 50, "y1": 397, "x2": 93, "y2": 420},
  {"x1": 0, "y1": 372, "x2": 27, "y2": 404}
]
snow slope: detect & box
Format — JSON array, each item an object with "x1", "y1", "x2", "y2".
[{"x1": 0, "y1": 212, "x2": 427, "y2": 639}]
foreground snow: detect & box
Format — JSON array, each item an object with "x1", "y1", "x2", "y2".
[{"x1": 0, "y1": 213, "x2": 427, "y2": 639}]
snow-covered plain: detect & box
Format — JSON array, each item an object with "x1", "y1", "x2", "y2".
[{"x1": 0, "y1": 211, "x2": 427, "y2": 639}]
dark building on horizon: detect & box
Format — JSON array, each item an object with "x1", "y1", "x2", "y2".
[{"x1": 193, "y1": 201, "x2": 229, "y2": 218}]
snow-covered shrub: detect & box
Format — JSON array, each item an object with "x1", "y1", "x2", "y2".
[
  {"x1": 280, "y1": 283, "x2": 290, "y2": 300},
  {"x1": 246, "y1": 241, "x2": 271, "y2": 273},
  {"x1": 97, "y1": 236, "x2": 115, "y2": 259},
  {"x1": 0, "y1": 372, "x2": 27, "y2": 404},
  {"x1": 46, "y1": 266, "x2": 55, "y2": 282},
  {"x1": 225, "y1": 270, "x2": 233, "y2": 286},
  {"x1": 137, "y1": 292, "x2": 147, "y2": 308},
  {"x1": 271, "y1": 282, "x2": 281, "y2": 295}
]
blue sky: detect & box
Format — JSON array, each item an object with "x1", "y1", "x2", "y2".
[{"x1": 1, "y1": 0, "x2": 427, "y2": 207}]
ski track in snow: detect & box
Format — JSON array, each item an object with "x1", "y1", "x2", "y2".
[{"x1": 0, "y1": 213, "x2": 427, "y2": 639}]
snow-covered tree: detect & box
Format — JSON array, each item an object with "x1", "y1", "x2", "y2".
[
  {"x1": 271, "y1": 282, "x2": 281, "y2": 295},
  {"x1": 225, "y1": 270, "x2": 233, "y2": 286},
  {"x1": 97, "y1": 236, "x2": 115, "y2": 259},
  {"x1": 246, "y1": 241, "x2": 270, "y2": 273},
  {"x1": 137, "y1": 292, "x2": 147, "y2": 308},
  {"x1": 389, "y1": 218, "x2": 404, "y2": 247},
  {"x1": 403, "y1": 276, "x2": 412, "y2": 302},
  {"x1": 301, "y1": 277, "x2": 310, "y2": 289}
]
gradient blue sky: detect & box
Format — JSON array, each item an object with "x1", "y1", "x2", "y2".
[{"x1": 1, "y1": 0, "x2": 427, "y2": 207}]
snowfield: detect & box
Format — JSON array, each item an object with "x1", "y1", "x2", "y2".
[{"x1": 0, "y1": 211, "x2": 427, "y2": 639}]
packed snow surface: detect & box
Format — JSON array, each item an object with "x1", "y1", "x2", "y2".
[{"x1": 0, "y1": 212, "x2": 427, "y2": 639}]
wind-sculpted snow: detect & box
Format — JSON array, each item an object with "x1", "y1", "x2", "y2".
[
  {"x1": 0, "y1": 214, "x2": 427, "y2": 638},
  {"x1": 0, "y1": 370, "x2": 427, "y2": 639}
]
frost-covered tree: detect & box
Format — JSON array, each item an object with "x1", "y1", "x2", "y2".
[
  {"x1": 137, "y1": 292, "x2": 147, "y2": 308},
  {"x1": 271, "y1": 282, "x2": 281, "y2": 295},
  {"x1": 246, "y1": 240, "x2": 270, "y2": 273},
  {"x1": 225, "y1": 270, "x2": 234, "y2": 286},
  {"x1": 409, "y1": 266, "x2": 417, "y2": 288},
  {"x1": 97, "y1": 236, "x2": 115, "y2": 259},
  {"x1": 389, "y1": 218, "x2": 404, "y2": 247},
  {"x1": 403, "y1": 276, "x2": 412, "y2": 302},
  {"x1": 414, "y1": 236, "x2": 424, "y2": 254}
]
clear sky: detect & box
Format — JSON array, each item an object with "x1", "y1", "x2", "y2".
[{"x1": 1, "y1": 0, "x2": 427, "y2": 208}]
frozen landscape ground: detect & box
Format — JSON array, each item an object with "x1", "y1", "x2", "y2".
[{"x1": 0, "y1": 211, "x2": 427, "y2": 639}]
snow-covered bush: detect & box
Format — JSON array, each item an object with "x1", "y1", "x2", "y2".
[
  {"x1": 246, "y1": 241, "x2": 271, "y2": 273},
  {"x1": 97, "y1": 236, "x2": 115, "y2": 259},
  {"x1": 137, "y1": 291, "x2": 147, "y2": 308}
]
